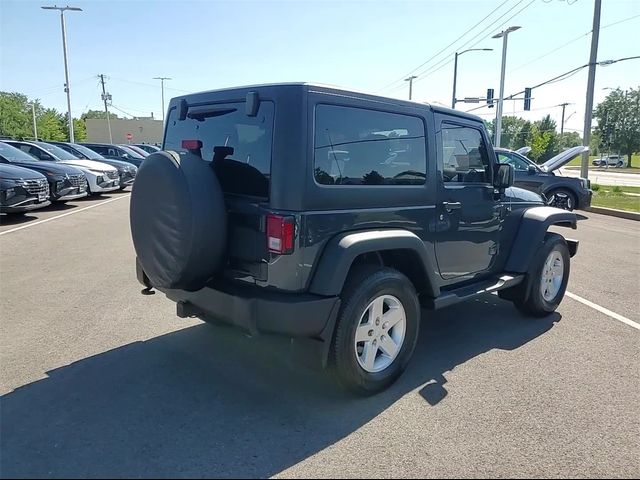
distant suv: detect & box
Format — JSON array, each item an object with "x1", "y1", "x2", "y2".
[
  {"x1": 592, "y1": 154, "x2": 627, "y2": 168},
  {"x1": 496, "y1": 147, "x2": 592, "y2": 211},
  {"x1": 130, "y1": 84, "x2": 579, "y2": 395}
]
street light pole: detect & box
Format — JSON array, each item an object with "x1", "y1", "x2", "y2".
[
  {"x1": 153, "y1": 77, "x2": 172, "y2": 120},
  {"x1": 492, "y1": 26, "x2": 521, "y2": 148},
  {"x1": 451, "y1": 48, "x2": 493, "y2": 109},
  {"x1": 27, "y1": 103, "x2": 38, "y2": 141},
  {"x1": 404, "y1": 76, "x2": 417, "y2": 100},
  {"x1": 42, "y1": 5, "x2": 83, "y2": 143}
]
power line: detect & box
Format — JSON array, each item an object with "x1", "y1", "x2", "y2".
[
  {"x1": 510, "y1": 13, "x2": 640, "y2": 73},
  {"x1": 375, "y1": 0, "x2": 513, "y2": 93},
  {"x1": 410, "y1": 0, "x2": 537, "y2": 88},
  {"x1": 465, "y1": 55, "x2": 640, "y2": 114}
]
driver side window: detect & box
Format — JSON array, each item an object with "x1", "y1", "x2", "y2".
[
  {"x1": 441, "y1": 123, "x2": 491, "y2": 184},
  {"x1": 498, "y1": 153, "x2": 529, "y2": 172}
]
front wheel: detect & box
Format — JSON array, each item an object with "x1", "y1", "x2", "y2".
[
  {"x1": 330, "y1": 267, "x2": 420, "y2": 395},
  {"x1": 546, "y1": 188, "x2": 577, "y2": 211},
  {"x1": 512, "y1": 233, "x2": 570, "y2": 317}
]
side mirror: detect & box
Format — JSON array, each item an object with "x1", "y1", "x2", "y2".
[
  {"x1": 495, "y1": 163, "x2": 514, "y2": 190},
  {"x1": 527, "y1": 164, "x2": 537, "y2": 175}
]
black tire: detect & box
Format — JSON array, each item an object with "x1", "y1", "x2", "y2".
[
  {"x1": 330, "y1": 266, "x2": 420, "y2": 396},
  {"x1": 130, "y1": 150, "x2": 227, "y2": 291},
  {"x1": 512, "y1": 233, "x2": 570, "y2": 317},
  {"x1": 546, "y1": 188, "x2": 577, "y2": 211},
  {"x1": 616, "y1": 161, "x2": 623, "y2": 168}
]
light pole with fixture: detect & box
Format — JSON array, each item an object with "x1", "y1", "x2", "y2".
[
  {"x1": 451, "y1": 48, "x2": 493, "y2": 109},
  {"x1": 153, "y1": 77, "x2": 172, "y2": 121},
  {"x1": 41, "y1": 5, "x2": 83, "y2": 143},
  {"x1": 492, "y1": 26, "x2": 521, "y2": 148}
]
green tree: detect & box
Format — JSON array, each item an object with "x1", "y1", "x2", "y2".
[
  {"x1": 594, "y1": 87, "x2": 640, "y2": 167},
  {"x1": 500, "y1": 116, "x2": 531, "y2": 150},
  {"x1": 589, "y1": 130, "x2": 601, "y2": 157},
  {"x1": 0, "y1": 92, "x2": 38, "y2": 139},
  {"x1": 81, "y1": 109, "x2": 120, "y2": 120},
  {"x1": 558, "y1": 131, "x2": 582, "y2": 150},
  {"x1": 39, "y1": 109, "x2": 67, "y2": 141}
]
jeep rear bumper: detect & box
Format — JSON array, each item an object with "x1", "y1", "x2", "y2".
[{"x1": 137, "y1": 260, "x2": 340, "y2": 338}]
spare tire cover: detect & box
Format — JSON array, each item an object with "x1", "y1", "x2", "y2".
[{"x1": 130, "y1": 150, "x2": 226, "y2": 291}]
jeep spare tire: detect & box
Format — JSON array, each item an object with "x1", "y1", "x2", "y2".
[{"x1": 130, "y1": 150, "x2": 227, "y2": 291}]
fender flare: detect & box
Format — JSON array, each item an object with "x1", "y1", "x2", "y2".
[
  {"x1": 505, "y1": 206, "x2": 577, "y2": 273},
  {"x1": 309, "y1": 229, "x2": 439, "y2": 298}
]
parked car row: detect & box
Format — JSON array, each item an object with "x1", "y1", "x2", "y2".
[{"x1": 0, "y1": 140, "x2": 141, "y2": 214}]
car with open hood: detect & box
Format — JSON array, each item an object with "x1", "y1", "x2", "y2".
[
  {"x1": 0, "y1": 142, "x2": 87, "y2": 202},
  {"x1": 495, "y1": 145, "x2": 592, "y2": 211},
  {"x1": 4, "y1": 141, "x2": 120, "y2": 194}
]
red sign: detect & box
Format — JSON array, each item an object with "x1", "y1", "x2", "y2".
[{"x1": 126, "y1": 133, "x2": 133, "y2": 140}]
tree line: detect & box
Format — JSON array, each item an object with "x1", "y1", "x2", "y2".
[{"x1": 0, "y1": 91, "x2": 123, "y2": 143}]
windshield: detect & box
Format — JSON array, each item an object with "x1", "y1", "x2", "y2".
[
  {"x1": 35, "y1": 142, "x2": 79, "y2": 160},
  {"x1": 164, "y1": 100, "x2": 274, "y2": 198},
  {"x1": 0, "y1": 142, "x2": 39, "y2": 162},
  {"x1": 71, "y1": 143, "x2": 106, "y2": 160},
  {"x1": 118, "y1": 145, "x2": 145, "y2": 159},
  {"x1": 121, "y1": 145, "x2": 149, "y2": 157}
]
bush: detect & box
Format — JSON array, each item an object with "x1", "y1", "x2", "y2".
[
  {"x1": 612, "y1": 186, "x2": 623, "y2": 193},
  {"x1": 592, "y1": 183, "x2": 601, "y2": 192}
]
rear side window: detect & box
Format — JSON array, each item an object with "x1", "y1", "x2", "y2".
[
  {"x1": 314, "y1": 105, "x2": 426, "y2": 186},
  {"x1": 164, "y1": 101, "x2": 274, "y2": 198}
]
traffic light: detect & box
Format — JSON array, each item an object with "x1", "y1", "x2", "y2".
[
  {"x1": 487, "y1": 88, "x2": 494, "y2": 108},
  {"x1": 524, "y1": 88, "x2": 532, "y2": 111}
]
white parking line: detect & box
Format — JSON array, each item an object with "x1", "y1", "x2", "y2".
[
  {"x1": 566, "y1": 291, "x2": 640, "y2": 331},
  {"x1": 0, "y1": 194, "x2": 131, "y2": 237}
]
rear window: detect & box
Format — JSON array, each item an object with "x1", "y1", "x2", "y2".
[{"x1": 164, "y1": 100, "x2": 274, "y2": 198}]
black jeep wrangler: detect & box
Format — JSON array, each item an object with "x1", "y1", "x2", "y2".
[{"x1": 130, "y1": 84, "x2": 578, "y2": 395}]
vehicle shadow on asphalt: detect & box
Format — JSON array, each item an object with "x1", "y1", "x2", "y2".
[
  {"x1": 0, "y1": 203, "x2": 77, "y2": 226},
  {"x1": 0, "y1": 295, "x2": 559, "y2": 478}
]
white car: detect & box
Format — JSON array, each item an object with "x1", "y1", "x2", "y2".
[
  {"x1": 592, "y1": 154, "x2": 627, "y2": 168},
  {"x1": 6, "y1": 141, "x2": 121, "y2": 194}
]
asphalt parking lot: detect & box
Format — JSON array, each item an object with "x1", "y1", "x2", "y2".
[{"x1": 1, "y1": 194, "x2": 638, "y2": 478}]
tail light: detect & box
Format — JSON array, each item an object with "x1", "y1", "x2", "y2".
[{"x1": 266, "y1": 214, "x2": 295, "y2": 255}]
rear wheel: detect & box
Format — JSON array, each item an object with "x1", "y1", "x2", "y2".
[
  {"x1": 330, "y1": 267, "x2": 420, "y2": 395},
  {"x1": 511, "y1": 233, "x2": 570, "y2": 317},
  {"x1": 616, "y1": 161, "x2": 623, "y2": 168},
  {"x1": 546, "y1": 188, "x2": 577, "y2": 211}
]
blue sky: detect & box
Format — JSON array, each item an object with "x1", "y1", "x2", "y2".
[{"x1": 1, "y1": 0, "x2": 638, "y2": 134}]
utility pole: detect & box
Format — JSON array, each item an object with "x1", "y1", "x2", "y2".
[
  {"x1": 581, "y1": 0, "x2": 602, "y2": 179},
  {"x1": 492, "y1": 26, "x2": 521, "y2": 148},
  {"x1": 42, "y1": 5, "x2": 82, "y2": 143},
  {"x1": 404, "y1": 75, "x2": 417, "y2": 100},
  {"x1": 153, "y1": 77, "x2": 171, "y2": 121},
  {"x1": 27, "y1": 103, "x2": 38, "y2": 141},
  {"x1": 98, "y1": 74, "x2": 113, "y2": 143},
  {"x1": 559, "y1": 102, "x2": 570, "y2": 136}
]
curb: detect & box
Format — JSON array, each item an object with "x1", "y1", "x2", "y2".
[{"x1": 584, "y1": 206, "x2": 640, "y2": 221}]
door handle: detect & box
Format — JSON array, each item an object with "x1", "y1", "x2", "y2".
[{"x1": 443, "y1": 201, "x2": 462, "y2": 212}]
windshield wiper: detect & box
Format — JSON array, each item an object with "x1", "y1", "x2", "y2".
[{"x1": 187, "y1": 107, "x2": 237, "y2": 121}]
